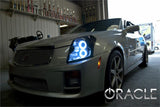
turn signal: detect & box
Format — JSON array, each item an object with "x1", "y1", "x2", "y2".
[{"x1": 98, "y1": 57, "x2": 101, "y2": 69}]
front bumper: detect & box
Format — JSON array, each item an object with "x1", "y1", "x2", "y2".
[{"x1": 8, "y1": 53, "x2": 108, "y2": 98}]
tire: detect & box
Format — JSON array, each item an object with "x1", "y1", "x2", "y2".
[
  {"x1": 154, "y1": 47, "x2": 159, "y2": 50},
  {"x1": 157, "y1": 47, "x2": 159, "y2": 50},
  {"x1": 103, "y1": 50, "x2": 124, "y2": 102},
  {"x1": 139, "y1": 46, "x2": 148, "y2": 67},
  {"x1": 154, "y1": 47, "x2": 157, "y2": 50}
]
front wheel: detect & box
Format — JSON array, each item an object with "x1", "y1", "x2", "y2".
[{"x1": 103, "y1": 50, "x2": 124, "y2": 101}]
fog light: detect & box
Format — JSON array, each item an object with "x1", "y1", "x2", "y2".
[
  {"x1": 68, "y1": 78, "x2": 79, "y2": 86},
  {"x1": 64, "y1": 71, "x2": 81, "y2": 93},
  {"x1": 64, "y1": 71, "x2": 81, "y2": 87}
]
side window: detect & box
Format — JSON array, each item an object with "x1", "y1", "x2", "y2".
[
  {"x1": 126, "y1": 21, "x2": 130, "y2": 27},
  {"x1": 126, "y1": 21, "x2": 134, "y2": 27},
  {"x1": 124, "y1": 20, "x2": 127, "y2": 28},
  {"x1": 119, "y1": 20, "x2": 123, "y2": 29},
  {"x1": 124, "y1": 20, "x2": 134, "y2": 28}
]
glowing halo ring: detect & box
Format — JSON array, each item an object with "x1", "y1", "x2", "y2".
[
  {"x1": 79, "y1": 40, "x2": 87, "y2": 49},
  {"x1": 79, "y1": 50, "x2": 87, "y2": 58}
]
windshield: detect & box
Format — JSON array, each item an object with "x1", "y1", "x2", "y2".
[{"x1": 68, "y1": 18, "x2": 121, "y2": 34}]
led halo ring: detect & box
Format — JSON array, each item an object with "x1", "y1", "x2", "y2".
[
  {"x1": 79, "y1": 50, "x2": 87, "y2": 58},
  {"x1": 79, "y1": 40, "x2": 87, "y2": 49}
]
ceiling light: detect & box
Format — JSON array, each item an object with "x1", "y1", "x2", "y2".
[{"x1": 60, "y1": 25, "x2": 68, "y2": 28}]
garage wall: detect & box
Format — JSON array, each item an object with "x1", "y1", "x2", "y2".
[
  {"x1": 0, "y1": 0, "x2": 81, "y2": 70},
  {"x1": 0, "y1": 10, "x2": 59, "y2": 70},
  {"x1": 56, "y1": 0, "x2": 81, "y2": 21}
]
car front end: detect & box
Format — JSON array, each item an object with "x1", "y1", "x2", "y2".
[{"x1": 8, "y1": 35, "x2": 109, "y2": 98}]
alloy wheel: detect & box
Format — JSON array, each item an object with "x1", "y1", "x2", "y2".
[{"x1": 110, "y1": 55, "x2": 124, "y2": 89}]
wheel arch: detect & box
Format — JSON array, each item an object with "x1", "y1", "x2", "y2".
[{"x1": 106, "y1": 46, "x2": 125, "y2": 69}]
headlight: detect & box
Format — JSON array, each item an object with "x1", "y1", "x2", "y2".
[{"x1": 68, "y1": 36, "x2": 96, "y2": 62}]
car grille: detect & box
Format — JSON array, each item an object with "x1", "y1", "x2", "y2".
[
  {"x1": 14, "y1": 48, "x2": 53, "y2": 66},
  {"x1": 13, "y1": 76, "x2": 48, "y2": 91}
]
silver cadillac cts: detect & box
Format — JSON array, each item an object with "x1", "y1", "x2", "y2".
[{"x1": 8, "y1": 18, "x2": 148, "y2": 99}]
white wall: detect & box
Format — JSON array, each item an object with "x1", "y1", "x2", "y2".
[
  {"x1": 0, "y1": 0, "x2": 81, "y2": 70},
  {"x1": 0, "y1": 10, "x2": 59, "y2": 69}
]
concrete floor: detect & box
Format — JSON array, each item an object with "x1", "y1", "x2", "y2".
[{"x1": 1, "y1": 51, "x2": 160, "y2": 106}]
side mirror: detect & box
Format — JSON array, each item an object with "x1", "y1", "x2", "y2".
[{"x1": 125, "y1": 25, "x2": 140, "y2": 33}]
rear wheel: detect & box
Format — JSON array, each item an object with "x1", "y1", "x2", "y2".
[
  {"x1": 155, "y1": 47, "x2": 159, "y2": 50},
  {"x1": 139, "y1": 46, "x2": 148, "y2": 67},
  {"x1": 103, "y1": 50, "x2": 124, "y2": 102}
]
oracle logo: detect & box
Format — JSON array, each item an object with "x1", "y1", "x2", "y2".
[{"x1": 104, "y1": 88, "x2": 157, "y2": 100}]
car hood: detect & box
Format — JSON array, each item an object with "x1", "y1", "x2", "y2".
[
  {"x1": 16, "y1": 31, "x2": 120, "y2": 50},
  {"x1": 16, "y1": 32, "x2": 92, "y2": 50}
]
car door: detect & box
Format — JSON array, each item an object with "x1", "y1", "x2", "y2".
[
  {"x1": 125, "y1": 32, "x2": 138, "y2": 67},
  {"x1": 136, "y1": 34, "x2": 145, "y2": 62},
  {"x1": 123, "y1": 21, "x2": 139, "y2": 68}
]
